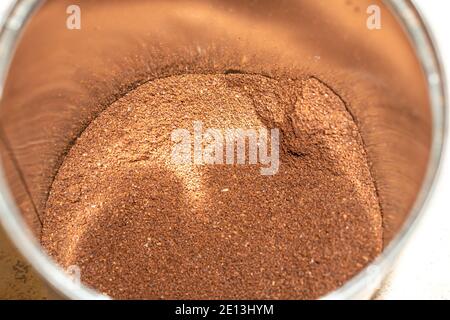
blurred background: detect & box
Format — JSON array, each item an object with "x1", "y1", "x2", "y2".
[{"x1": 0, "y1": 0, "x2": 449, "y2": 300}]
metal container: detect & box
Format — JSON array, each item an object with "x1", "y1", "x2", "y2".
[{"x1": 0, "y1": 0, "x2": 446, "y2": 299}]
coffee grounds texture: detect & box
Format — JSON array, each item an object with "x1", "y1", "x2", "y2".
[{"x1": 41, "y1": 74, "x2": 382, "y2": 299}]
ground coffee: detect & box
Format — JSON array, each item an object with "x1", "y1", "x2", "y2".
[{"x1": 41, "y1": 74, "x2": 382, "y2": 299}]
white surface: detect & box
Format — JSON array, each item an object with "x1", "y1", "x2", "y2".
[{"x1": 0, "y1": 0, "x2": 449, "y2": 300}]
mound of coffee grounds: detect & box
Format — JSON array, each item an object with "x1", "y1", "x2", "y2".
[{"x1": 41, "y1": 74, "x2": 382, "y2": 299}]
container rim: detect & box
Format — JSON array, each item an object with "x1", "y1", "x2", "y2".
[{"x1": 0, "y1": 0, "x2": 446, "y2": 300}]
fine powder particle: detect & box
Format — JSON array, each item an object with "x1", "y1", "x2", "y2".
[{"x1": 41, "y1": 74, "x2": 382, "y2": 299}]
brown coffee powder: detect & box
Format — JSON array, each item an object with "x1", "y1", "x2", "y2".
[{"x1": 41, "y1": 74, "x2": 382, "y2": 299}]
